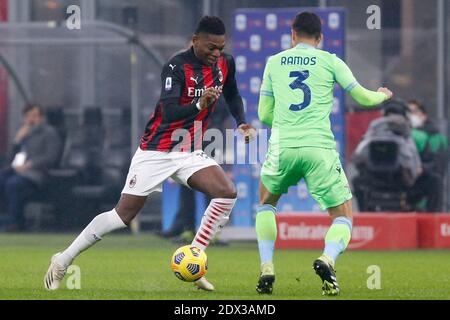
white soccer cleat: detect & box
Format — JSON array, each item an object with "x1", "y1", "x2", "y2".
[
  {"x1": 44, "y1": 253, "x2": 68, "y2": 291},
  {"x1": 194, "y1": 277, "x2": 215, "y2": 291}
]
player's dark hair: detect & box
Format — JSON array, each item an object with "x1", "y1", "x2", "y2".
[
  {"x1": 408, "y1": 99, "x2": 427, "y2": 114},
  {"x1": 22, "y1": 103, "x2": 43, "y2": 115},
  {"x1": 194, "y1": 16, "x2": 226, "y2": 36},
  {"x1": 292, "y1": 12, "x2": 322, "y2": 40}
]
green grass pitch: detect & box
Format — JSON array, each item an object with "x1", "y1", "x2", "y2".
[{"x1": 0, "y1": 233, "x2": 448, "y2": 300}]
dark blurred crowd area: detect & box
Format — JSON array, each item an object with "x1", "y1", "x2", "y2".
[
  {"x1": 0, "y1": 103, "x2": 132, "y2": 232},
  {"x1": 0, "y1": 98, "x2": 448, "y2": 233},
  {"x1": 0, "y1": 100, "x2": 232, "y2": 234}
]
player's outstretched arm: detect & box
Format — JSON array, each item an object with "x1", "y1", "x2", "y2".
[
  {"x1": 334, "y1": 55, "x2": 392, "y2": 107},
  {"x1": 348, "y1": 85, "x2": 393, "y2": 107}
]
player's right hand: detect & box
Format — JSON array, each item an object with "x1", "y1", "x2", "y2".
[
  {"x1": 377, "y1": 87, "x2": 393, "y2": 100},
  {"x1": 198, "y1": 87, "x2": 222, "y2": 110}
]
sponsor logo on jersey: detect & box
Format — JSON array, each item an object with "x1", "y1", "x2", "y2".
[
  {"x1": 187, "y1": 85, "x2": 223, "y2": 98},
  {"x1": 218, "y1": 70, "x2": 223, "y2": 83},
  {"x1": 165, "y1": 77, "x2": 172, "y2": 91}
]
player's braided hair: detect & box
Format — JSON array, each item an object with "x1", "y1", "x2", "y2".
[
  {"x1": 292, "y1": 12, "x2": 322, "y2": 40},
  {"x1": 194, "y1": 16, "x2": 226, "y2": 35}
]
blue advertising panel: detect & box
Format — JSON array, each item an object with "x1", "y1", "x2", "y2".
[{"x1": 232, "y1": 8, "x2": 347, "y2": 226}]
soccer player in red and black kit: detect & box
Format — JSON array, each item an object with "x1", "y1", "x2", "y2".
[{"x1": 44, "y1": 16, "x2": 256, "y2": 291}]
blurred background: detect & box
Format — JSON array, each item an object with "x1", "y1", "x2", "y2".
[{"x1": 0, "y1": 0, "x2": 449, "y2": 243}]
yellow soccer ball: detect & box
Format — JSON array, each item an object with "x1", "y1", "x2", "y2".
[{"x1": 171, "y1": 245, "x2": 208, "y2": 282}]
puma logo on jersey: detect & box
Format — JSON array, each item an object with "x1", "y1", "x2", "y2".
[{"x1": 190, "y1": 76, "x2": 199, "y2": 85}]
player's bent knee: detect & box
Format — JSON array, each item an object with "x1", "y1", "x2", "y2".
[
  {"x1": 115, "y1": 209, "x2": 137, "y2": 226},
  {"x1": 329, "y1": 200, "x2": 352, "y2": 220},
  {"x1": 219, "y1": 185, "x2": 237, "y2": 199},
  {"x1": 115, "y1": 204, "x2": 141, "y2": 225},
  {"x1": 207, "y1": 182, "x2": 237, "y2": 199},
  {"x1": 114, "y1": 194, "x2": 147, "y2": 225}
]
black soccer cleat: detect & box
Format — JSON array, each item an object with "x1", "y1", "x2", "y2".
[
  {"x1": 256, "y1": 274, "x2": 275, "y2": 294},
  {"x1": 313, "y1": 258, "x2": 340, "y2": 296}
]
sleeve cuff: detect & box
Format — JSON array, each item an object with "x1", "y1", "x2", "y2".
[
  {"x1": 236, "y1": 119, "x2": 246, "y2": 127},
  {"x1": 260, "y1": 90, "x2": 274, "y2": 97},
  {"x1": 344, "y1": 81, "x2": 359, "y2": 92}
]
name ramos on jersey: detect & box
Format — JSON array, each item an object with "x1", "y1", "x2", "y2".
[{"x1": 281, "y1": 56, "x2": 317, "y2": 66}]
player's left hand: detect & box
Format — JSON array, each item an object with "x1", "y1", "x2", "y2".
[{"x1": 238, "y1": 123, "x2": 257, "y2": 144}]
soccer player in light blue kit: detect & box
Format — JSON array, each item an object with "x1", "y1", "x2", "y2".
[{"x1": 255, "y1": 12, "x2": 393, "y2": 295}]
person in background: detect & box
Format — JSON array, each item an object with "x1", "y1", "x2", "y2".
[
  {"x1": 407, "y1": 100, "x2": 448, "y2": 212},
  {"x1": 352, "y1": 100, "x2": 422, "y2": 211},
  {"x1": 159, "y1": 37, "x2": 233, "y2": 244},
  {"x1": 255, "y1": 11, "x2": 392, "y2": 295},
  {"x1": 0, "y1": 104, "x2": 62, "y2": 231}
]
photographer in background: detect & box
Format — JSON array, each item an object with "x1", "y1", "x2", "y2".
[
  {"x1": 352, "y1": 100, "x2": 422, "y2": 211},
  {"x1": 0, "y1": 104, "x2": 62, "y2": 231},
  {"x1": 408, "y1": 100, "x2": 448, "y2": 212}
]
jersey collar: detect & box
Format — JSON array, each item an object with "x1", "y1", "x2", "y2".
[{"x1": 295, "y1": 43, "x2": 315, "y2": 49}]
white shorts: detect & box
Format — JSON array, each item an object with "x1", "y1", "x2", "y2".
[{"x1": 121, "y1": 148, "x2": 219, "y2": 197}]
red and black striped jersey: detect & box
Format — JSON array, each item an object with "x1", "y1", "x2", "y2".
[{"x1": 140, "y1": 47, "x2": 246, "y2": 152}]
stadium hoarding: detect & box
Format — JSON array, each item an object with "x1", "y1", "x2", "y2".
[
  {"x1": 275, "y1": 213, "x2": 450, "y2": 250},
  {"x1": 417, "y1": 214, "x2": 450, "y2": 248},
  {"x1": 276, "y1": 213, "x2": 418, "y2": 250},
  {"x1": 232, "y1": 7, "x2": 347, "y2": 219}
]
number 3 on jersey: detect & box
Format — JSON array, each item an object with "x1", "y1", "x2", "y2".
[{"x1": 289, "y1": 70, "x2": 311, "y2": 111}]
